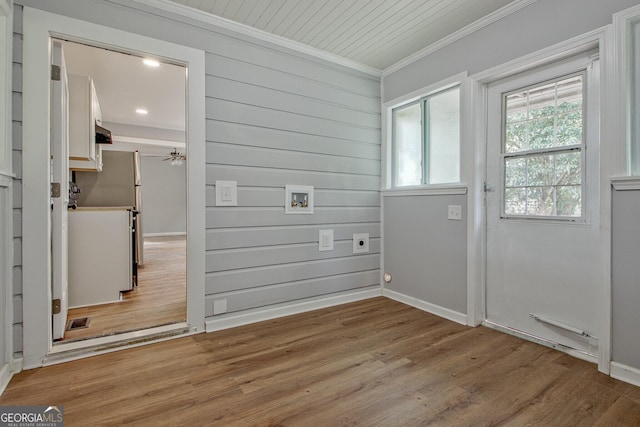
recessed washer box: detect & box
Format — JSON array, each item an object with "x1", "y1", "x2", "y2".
[{"x1": 285, "y1": 185, "x2": 314, "y2": 214}]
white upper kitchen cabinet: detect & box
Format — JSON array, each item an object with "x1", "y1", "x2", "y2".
[{"x1": 68, "y1": 73, "x2": 103, "y2": 172}]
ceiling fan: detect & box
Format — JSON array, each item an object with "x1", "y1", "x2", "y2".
[{"x1": 162, "y1": 148, "x2": 187, "y2": 166}]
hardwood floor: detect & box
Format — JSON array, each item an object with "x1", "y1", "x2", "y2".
[
  {"x1": 60, "y1": 236, "x2": 186, "y2": 342},
  {"x1": 4, "y1": 297, "x2": 640, "y2": 425}
]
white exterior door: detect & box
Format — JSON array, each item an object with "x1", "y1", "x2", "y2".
[
  {"x1": 51, "y1": 40, "x2": 69, "y2": 340},
  {"x1": 485, "y1": 53, "x2": 601, "y2": 359}
]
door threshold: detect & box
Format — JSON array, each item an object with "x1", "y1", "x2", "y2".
[{"x1": 43, "y1": 323, "x2": 195, "y2": 366}]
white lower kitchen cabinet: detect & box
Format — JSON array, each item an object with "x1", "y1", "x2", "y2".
[{"x1": 68, "y1": 208, "x2": 132, "y2": 308}]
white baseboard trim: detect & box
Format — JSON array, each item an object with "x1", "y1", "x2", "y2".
[
  {"x1": 382, "y1": 288, "x2": 467, "y2": 325},
  {"x1": 0, "y1": 363, "x2": 11, "y2": 396},
  {"x1": 206, "y1": 288, "x2": 382, "y2": 333},
  {"x1": 143, "y1": 232, "x2": 186, "y2": 238},
  {"x1": 0, "y1": 358, "x2": 22, "y2": 396},
  {"x1": 611, "y1": 361, "x2": 640, "y2": 387}
]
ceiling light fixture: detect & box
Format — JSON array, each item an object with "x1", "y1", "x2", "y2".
[
  {"x1": 136, "y1": 108, "x2": 148, "y2": 115},
  {"x1": 143, "y1": 58, "x2": 160, "y2": 67},
  {"x1": 164, "y1": 148, "x2": 186, "y2": 167}
]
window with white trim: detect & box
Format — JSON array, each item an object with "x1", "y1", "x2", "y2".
[
  {"x1": 392, "y1": 86, "x2": 460, "y2": 187},
  {"x1": 502, "y1": 73, "x2": 585, "y2": 218}
]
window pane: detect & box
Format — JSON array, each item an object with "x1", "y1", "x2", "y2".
[
  {"x1": 556, "y1": 185, "x2": 582, "y2": 217},
  {"x1": 394, "y1": 103, "x2": 422, "y2": 186},
  {"x1": 526, "y1": 186, "x2": 554, "y2": 216},
  {"x1": 505, "y1": 157, "x2": 526, "y2": 187},
  {"x1": 505, "y1": 121, "x2": 528, "y2": 153},
  {"x1": 504, "y1": 75, "x2": 583, "y2": 153},
  {"x1": 528, "y1": 81, "x2": 557, "y2": 119},
  {"x1": 556, "y1": 112, "x2": 582, "y2": 146},
  {"x1": 505, "y1": 188, "x2": 527, "y2": 215},
  {"x1": 527, "y1": 154, "x2": 554, "y2": 186},
  {"x1": 528, "y1": 116, "x2": 555, "y2": 150},
  {"x1": 555, "y1": 152, "x2": 581, "y2": 185},
  {"x1": 426, "y1": 87, "x2": 460, "y2": 184}
]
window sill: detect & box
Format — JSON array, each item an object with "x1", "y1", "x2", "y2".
[
  {"x1": 611, "y1": 176, "x2": 640, "y2": 191},
  {"x1": 381, "y1": 184, "x2": 468, "y2": 197},
  {"x1": 0, "y1": 171, "x2": 14, "y2": 188}
]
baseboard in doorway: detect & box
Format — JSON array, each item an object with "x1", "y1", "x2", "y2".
[
  {"x1": 611, "y1": 361, "x2": 640, "y2": 387},
  {"x1": 205, "y1": 288, "x2": 382, "y2": 333},
  {"x1": 382, "y1": 288, "x2": 467, "y2": 325},
  {"x1": 0, "y1": 358, "x2": 22, "y2": 395}
]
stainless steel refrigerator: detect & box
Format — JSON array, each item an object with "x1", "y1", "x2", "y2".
[{"x1": 74, "y1": 150, "x2": 144, "y2": 268}]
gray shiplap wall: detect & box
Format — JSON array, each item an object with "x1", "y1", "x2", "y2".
[
  {"x1": 204, "y1": 44, "x2": 381, "y2": 316},
  {"x1": 14, "y1": 0, "x2": 381, "y2": 340}
]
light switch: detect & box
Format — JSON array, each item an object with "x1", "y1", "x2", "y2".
[
  {"x1": 448, "y1": 205, "x2": 462, "y2": 221},
  {"x1": 215, "y1": 180, "x2": 237, "y2": 206},
  {"x1": 353, "y1": 233, "x2": 369, "y2": 253},
  {"x1": 319, "y1": 229, "x2": 334, "y2": 251}
]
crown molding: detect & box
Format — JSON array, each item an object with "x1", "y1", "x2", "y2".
[
  {"x1": 120, "y1": 0, "x2": 382, "y2": 78},
  {"x1": 382, "y1": 0, "x2": 539, "y2": 77}
]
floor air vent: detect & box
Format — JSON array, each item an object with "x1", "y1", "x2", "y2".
[{"x1": 66, "y1": 317, "x2": 91, "y2": 331}]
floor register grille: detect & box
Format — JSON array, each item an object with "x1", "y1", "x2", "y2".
[{"x1": 66, "y1": 317, "x2": 91, "y2": 330}]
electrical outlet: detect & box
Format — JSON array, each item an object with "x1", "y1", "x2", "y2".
[
  {"x1": 353, "y1": 233, "x2": 369, "y2": 254},
  {"x1": 448, "y1": 205, "x2": 462, "y2": 221}
]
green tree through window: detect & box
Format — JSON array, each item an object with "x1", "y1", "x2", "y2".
[{"x1": 503, "y1": 74, "x2": 584, "y2": 217}]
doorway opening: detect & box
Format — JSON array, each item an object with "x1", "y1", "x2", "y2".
[{"x1": 52, "y1": 40, "x2": 188, "y2": 344}]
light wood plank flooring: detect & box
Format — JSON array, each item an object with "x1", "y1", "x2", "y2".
[
  {"x1": 4, "y1": 297, "x2": 640, "y2": 425},
  {"x1": 59, "y1": 236, "x2": 186, "y2": 342}
]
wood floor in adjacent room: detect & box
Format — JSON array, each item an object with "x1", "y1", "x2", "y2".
[
  {"x1": 3, "y1": 297, "x2": 640, "y2": 425},
  {"x1": 60, "y1": 236, "x2": 187, "y2": 342}
]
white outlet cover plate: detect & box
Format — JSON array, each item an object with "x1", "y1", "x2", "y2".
[
  {"x1": 215, "y1": 180, "x2": 237, "y2": 206},
  {"x1": 448, "y1": 204, "x2": 462, "y2": 220},
  {"x1": 319, "y1": 229, "x2": 334, "y2": 251},
  {"x1": 213, "y1": 299, "x2": 227, "y2": 315},
  {"x1": 353, "y1": 233, "x2": 369, "y2": 253}
]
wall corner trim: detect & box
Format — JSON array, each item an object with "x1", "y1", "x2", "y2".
[
  {"x1": 118, "y1": 0, "x2": 382, "y2": 78},
  {"x1": 611, "y1": 176, "x2": 640, "y2": 190},
  {"x1": 381, "y1": 0, "x2": 539, "y2": 77},
  {"x1": 205, "y1": 289, "x2": 382, "y2": 333},
  {"x1": 611, "y1": 361, "x2": 640, "y2": 387},
  {"x1": 382, "y1": 288, "x2": 467, "y2": 326}
]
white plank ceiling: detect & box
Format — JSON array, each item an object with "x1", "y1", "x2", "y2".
[{"x1": 170, "y1": 0, "x2": 517, "y2": 70}]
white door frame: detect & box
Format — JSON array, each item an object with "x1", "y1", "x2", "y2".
[
  {"x1": 21, "y1": 7, "x2": 206, "y2": 368},
  {"x1": 468, "y1": 27, "x2": 615, "y2": 374},
  {"x1": 0, "y1": 0, "x2": 14, "y2": 384}
]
